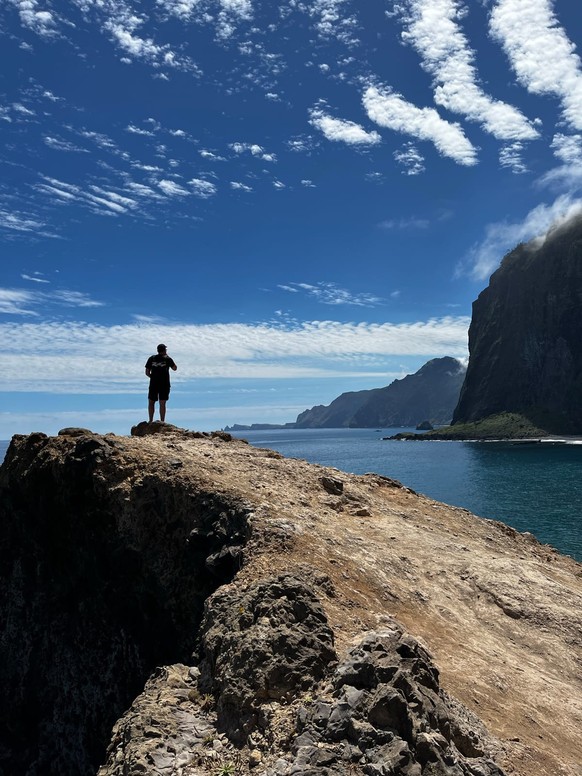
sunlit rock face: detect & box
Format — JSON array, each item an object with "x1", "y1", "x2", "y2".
[{"x1": 453, "y1": 215, "x2": 582, "y2": 433}]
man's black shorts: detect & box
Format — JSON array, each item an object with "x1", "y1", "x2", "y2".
[{"x1": 148, "y1": 384, "x2": 170, "y2": 401}]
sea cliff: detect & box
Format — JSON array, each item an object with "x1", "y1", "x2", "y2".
[
  {"x1": 1, "y1": 424, "x2": 581, "y2": 776},
  {"x1": 453, "y1": 215, "x2": 582, "y2": 433}
]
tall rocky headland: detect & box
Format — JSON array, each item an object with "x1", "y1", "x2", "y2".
[
  {"x1": 453, "y1": 214, "x2": 582, "y2": 432},
  {"x1": 1, "y1": 425, "x2": 581, "y2": 776}
]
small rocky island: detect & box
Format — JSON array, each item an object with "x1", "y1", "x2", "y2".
[{"x1": 1, "y1": 424, "x2": 581, "y2": 775}]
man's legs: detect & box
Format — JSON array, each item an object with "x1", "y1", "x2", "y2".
[
  {"x1": 159, "y1": 400, "x2": 167, "y2": 422},
  {"x1": 148, "y1": 399, "x2": 156, "y2": 423}
]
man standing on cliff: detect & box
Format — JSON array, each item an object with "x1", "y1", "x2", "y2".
[{"x1": 145, "y1": 344, "x2": 177, "y2": 423}]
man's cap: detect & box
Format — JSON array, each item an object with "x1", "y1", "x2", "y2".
[{"x1": 157, "y1": 343, "x2": 167, "y2": 351}]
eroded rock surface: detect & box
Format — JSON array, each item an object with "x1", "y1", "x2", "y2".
[
  {"x1": 99, "y1": 582, "x2": 505, "y2": 776},
  {"x1": 1, "y1": 426, "x2": 581, "y2": 776}
]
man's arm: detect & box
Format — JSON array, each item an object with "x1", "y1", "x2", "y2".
[
  {"x1": 145, "y1": 368, "x2": 151, "y2": 377},
  {"x1": 169, "y1": 357, "x2": 177, "y2": 371}
]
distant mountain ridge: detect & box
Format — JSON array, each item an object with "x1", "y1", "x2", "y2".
[{"x1": 295, "y1": 357, "x2": 466, "y2": 428}]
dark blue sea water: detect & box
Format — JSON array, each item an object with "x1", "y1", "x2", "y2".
[{"x1": 2, "y1": 430, "x2": 581, "y2": 562}]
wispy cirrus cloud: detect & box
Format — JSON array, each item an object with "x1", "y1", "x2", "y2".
[
  {"x1": 277, "y1": 281, "x2": 383, "y2": 307},
  {"x1": 499, "y1": 142, "x2": 528, "y2": 174},
  {"x1": 0, "y1": 289, "x2": 38, "y2": 315},
  {"x1": 309, "y1": 107, "x2": 381, "y2": 146},
  {"x1": 43, "y1": 136, "x2": 89, "y2": 153},
  {"x1": 21, "y1": 273, "x2": 50, "y2": 283},
  {"x1": 0, "y1": 286, "x2": 104, "y2": 316},
  {"x1": 379, "y1": 215, "x2": 429, "y2": 230},
  {"x1": 399, "y1": 0, "x2": 538, "y2": 142},
  {"x1": 362, "y1": 84, "x2": 478, "y2": 165},
  {"x1": 36, "y1": 176, "x2": 135, "y2": 215},
  {"x1": 490, "y1": 0, "x2": 582, "y2": 131},
  {"x1": 0, "y1": 209, "x2": 58, "y2": 239}
]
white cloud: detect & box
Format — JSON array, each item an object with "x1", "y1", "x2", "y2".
[
  {"x1": 490, "y1": 0, "x2": 582, "y2": 131},
  {"x1": 98, "y1": 3, "x2": 199, "y2": 72},
  {"x1": 499, "y1": 141, "x2": 528, "y2": 174},
  {"x1": 200, "y1": 150, "x2": 227, "y2": 161},
  {"x1": 50, "y1": 291, "x2": 105, "y2": 308},
  {"x1": 35, "y1": 176, "x2": 143, "y2": 217},
  {"x1": 400, "y1": 0, "x2": 538, "y2": 141},
  {"x1": 44, "y1": 136, "x2": 89, "y2": 153},
  {"x1": 464, "y1": 195, "x2": 582, "y2": 280},
  {"x1": 230, "y1": 142, "x2": 277, "y2": 161},
  {"x1": 287, "y1": 137, "x2": 318, "y2": 153},
  {"x1": 157, "y1": 179, "x2": 190, "y2": 196},
  {"x1": 379, "y1": 216, "x2": 430, "y2": 230},
  {"x1": 21, "y1": 273, "x2": 50, "y2": 284},
  {"x1": 0, "y1": 316, "x2": 470, "y2": 392},
  {"x1": 0, "y1": 289, "x2": 37, "y2": 316},
  {"x1": 10, "y1": 0, "x2": 56, "y2": 36},
  {"x1": 393, "y1": 143, "x2": 426, "y2": 175},
  {"x1": 0, "y1": 286, "x2": 104, "y2": 316},
  {"x1": 309, "y1": 108, "x2": 381, "y2": 146},
  {"x1": 301, "y1": 179, "x2": 316, "y2": 187},
  {"x1": 551, "y1": 133, "x2": 582, "y2": 165},
  {"x1": 12, "y1": 103, "x2": 35, "y2": 116},
  {"x1": 230, "y1": 181, "x2": 253, "y2": 192},
  {"x1": 189, "y1": 178, "x2": 217, "y2": 198},
  {"x1": 363, "y1": 84, "x2": 478, "y2": 165},
  {"x1": 310, "y1": 0, "x2": 359, "y2": 46},
  {"x1": 126, "y1": 124, "x2": 156, "y2": 136},
  {"x1": 0, "y1": 210, "x2": 47, "y2": 234},
  {"x1": 278, "y1": 281, "x2": 383, "y2": 307}
]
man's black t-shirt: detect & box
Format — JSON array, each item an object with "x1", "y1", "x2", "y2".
[{"x1": 145, "y1": 353, "x2": 176, "y2": 387}]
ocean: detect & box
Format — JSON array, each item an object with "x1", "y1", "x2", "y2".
[{"x1": 2, "y1": 429, "x2": 581, "y2": 563}]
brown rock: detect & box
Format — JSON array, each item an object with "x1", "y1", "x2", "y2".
[{"x1": 0, "y1": 427, "x2": 580, "y2": 776}]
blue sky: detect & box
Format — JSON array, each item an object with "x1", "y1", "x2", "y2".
[{"x1": 2, "y1": 0, "x2": 582, "y2": 436}]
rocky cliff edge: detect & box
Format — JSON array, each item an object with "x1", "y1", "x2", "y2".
[{"x1": 1, "y1": 424, "x2": 581, "y2": 776}]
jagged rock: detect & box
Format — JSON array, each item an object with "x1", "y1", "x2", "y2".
[
  {"x1": 97, "y1": 609, "x2": 506, "y2": 776},
  {"x1": 453, "y1": 214, "x2": 582, "y2": 433},
  {"x1": 320, "y1": 476, "x2": 344, "y2": 495},
  {"x1": 287, "y1": 629, "x2": 505, "y2": 776},
  {"x1": 198, "y1": 574, "x2": 337, "y2": 744}
]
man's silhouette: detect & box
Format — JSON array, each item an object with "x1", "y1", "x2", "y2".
[{"x1": 145, "y1": 344, "x2": 177, "y2": 422}]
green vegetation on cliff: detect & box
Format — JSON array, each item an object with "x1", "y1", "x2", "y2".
[{"x1": 389, "y1": 412, "x2": 549, "y2": 440}]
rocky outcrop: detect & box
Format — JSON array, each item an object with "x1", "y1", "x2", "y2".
[
  {"x1": 0, "y1": 429, "x2": 250, "y2": 775},
  {"x1": 1, "y1": 426, "x2": 581, "y2": 776},
  {"x1": 453, "y1": 214, "x2": 582, "y2": 432},
  {"x1": 99, "y1": 586, "x2": 505, "y2": 776},
  {"x1": 296, "y1": 358, "x2": 465, "y2": 428}
]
